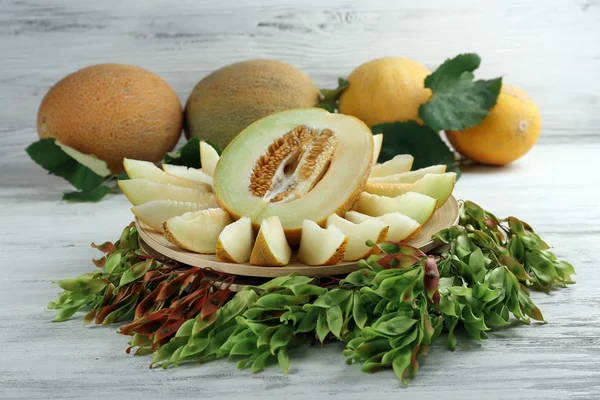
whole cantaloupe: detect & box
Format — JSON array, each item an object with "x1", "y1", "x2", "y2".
[
  {"x1": 37, "y1": 64, "x2": 183, "y2": 173},
  {"x1": 184, "y1": 60, "x2": 320, "y2": 149},
  {"x1": 339, "y1": 58, "x2": 431, "y2": 127}
]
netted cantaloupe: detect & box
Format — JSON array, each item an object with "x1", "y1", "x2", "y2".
[
  {"x1": 184, "y1": 60, "x2": 320, "y2": 150},
  {"x1": 214, "y1": 108, "x2": 374, "y2": 244},
  {"x1": 37, "y1": 64, "x2": 182, "y2": 173}
]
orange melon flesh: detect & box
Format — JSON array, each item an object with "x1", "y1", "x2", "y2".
[
  {"x1": 368, "y1": 165, "x2": 446, "y2": 184},
  {"x1": 356, "y1": 192, "x2": 437, "y2": 225},
  {"x1": 298, "y1": 220, "x2": 348, "y2": 266},
  {"x1": 214, "y1": 108, "x2": 374, "y2": 244},
  {"x1": 364, "y1": 172, "x2": 456, "y2": 207}
]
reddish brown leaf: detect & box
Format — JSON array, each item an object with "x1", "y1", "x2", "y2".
[
  {"x1": 135, "y1": 281, "x2": 167, "y2": 319},
  {"x1": 200, "y1": 289, "x2": 231, "y2": 319},
  {"x1": 156, "y1": 268, "x2": 199, "y2": 302},
  {"x1": 92, "y1": 256, "x2": 107, "y2": 268},
  {"x1": 91, "y1": 241, "x2": 116, "y2": 253}
]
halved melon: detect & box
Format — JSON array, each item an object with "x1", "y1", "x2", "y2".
[
  {"x1": 344, "y1": 211, "x2": 421, "y2": 242},
  {"x1": 249, "y1": 216, "x2": 291, "y2": 266},
  {"x1": 162, "y1": 164, "x2": 213, "y2": 187},
  {"x1": 123, "y1": 158, "x2": 210, "y2": 191},
  {"x1": 214, "y1": 108, "x2": 374, "y2": 244},
  {"x1": 131, "y1": 200, "x2": 213, "y2": 232},
  {"x1": 370, "y1": 154, "x2": 414, "y2": 178},
  {"x1": 365, "y1": 172, "x2": 456, "y2": 207},
  {"x1": 372, "y1": 134, "x2": 383, "y2": 166},
  {"x1": 163, "y1": 208, "x2": 231, "y2": 254},
  {"x1": 200, "y1": 141, "x2": 219, "y2": 178},
  {"x1": 298, "y1": 220, "x2": 347, "y2": 266},
  {"x1": 356, "y1": 192, "x2": 437, "y2": 225},
  {"x1": 216, "y1": 217, "x2": 255, "y2": 263},
  {"x1": 118, "y1": 179, "x2": 218, "y2": 206},
  {"x1": 368, "y1": 164, "x2": 447, "y2": 184},
  {"x1": 326, "y1": 214, "x2": 388, "y2": 261}
]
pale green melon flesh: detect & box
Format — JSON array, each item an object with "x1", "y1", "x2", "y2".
[
  {"x1": 356, "y1": 192, "x2": 437, "y2": 225},
  {"x1": 131, "y1": 200, "x2": 213, "y2": 231},
  {"x1": 368, "y1": 164, "x2": 446, "y2": 184},
  {"x1": 364, "y1": 172, "x2": 456, "y2": 207},
  {"x1": 119, "y1": 179, "x2": 218, "y2": 206},
  {"x1": 298, "y1": 220, "x2": 347, "y2": 265},
  {"x1": 369, "y1": 154, "x2": 414, "y2": 178},
  {"x1": 326, "y1": 214, "x2": 388, "y2": 261},
  {"x1": 344, "y1": 211, "x2": 421, "y2": 242}
]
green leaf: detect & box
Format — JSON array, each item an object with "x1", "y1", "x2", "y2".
[
  {"x1": 371, "y1": 121, "x2": 458, "y2": 172},
  {"x1": 62, "y1": 185, "x2": 111, "y2": 202},
  {"x1": 295, "y1": 305, "x2": 320, "y2": 333},
  {"x1": 229, "y1": 338, "x2": 258, "y2": 356},
  {"x1": 316, "y1": 310, "x2": 330, "y2": 343},
  {"x1": 392, "y1": 347, "x2": 412, "y2": 385},
  {"x1": 352, "y1": 291, "x2": 368, "y2": 330},
  {"x1": 419, "y1": 53, "x2": 502, "y2": 131},
  {"x1": 372, "y1": 316, "x2": 417, "y2": 336},
  {"x1": 318, "y1": 77, "x2": 349, "y2": 110},
  {"x1": 270, "y1": 324, "x2": 294, "y2": 355},
  {"x1": 26, "y1": 138, "x2": 109, "y2": 192},
  {"x1": 326, "y1": 305, "x2": 344, "y2": 339},
  {"x1": 312, "y1": 289, "x2": 352, "y2": 309},
  {"x1": 162, "y1": 138, "x2": 201, "y2": 168},
  {"x1": 251, "y1": 350, "x2": 272, "y2": 373},
  {"x1": 277, "y1": 348, "x2": 290, "y2": 374}
]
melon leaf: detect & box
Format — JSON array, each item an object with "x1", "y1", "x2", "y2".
[
  {"x1": 318, "y1": 77, "x2": 349, "y2": 111},
  {"x1": 63, "y1": 185, "x2": 112, "y2": 202}
]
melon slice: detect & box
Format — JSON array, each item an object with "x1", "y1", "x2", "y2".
[
  {"x1": 214, "y1": 108, "x2": 374, "y2": 244},
  {"x1": 119, "y1": 179, "x2": 218, "y2": 206},
  {"x1": 356, "y1": 192, "x2": 437, "y2": 225},
  {"x1": 249, "y1": 216, "x2": 291, "y2": 266},
  {"x1": 163, "y1": 208, "x2": 231, "y2": 254},
  {"x1": 200, "y1": 141, "x2": 220, "y2": 178},
  {"x1": 162, "y1": 164, "x2": 214, "y2": 187},
  {"x1": 216, "y1": 217, "x2": 255, "y2": 263},
  {"x1": 365, "y1": 172, "x2": 456, "y2": 207},
  {"x1": 131, "y1": 200, "x2": 213, "y2": 232},
  {"x1": 298, "y1": 220, "x2": 348, "y2": 266},
  {"x1": 326, "y1": 214, "x2": 388, "y2": 261},
  {"x1": 368, "y1": 164, "x2": 447, "y2": 184},
  {"x1": 372, "y1": 134, "x2": 383, "y2": 166},
  {"x1": 370, "y1": 155, "x2": 414, "y2": 178},
  {"x1": 344, "y1": 211, "x2": 421, "y2": 242},
  {"x1": 123, "y1": 158, "x2": 210, "y2": 191}
]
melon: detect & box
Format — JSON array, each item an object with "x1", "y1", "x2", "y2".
[
  {"x1": 298, "y1": 220, "x2": 347, "y2": 266},
  {"x1": 131, "y1": 200, "x2": 213, "y2": 232},
  {"x1": 200, "y1": 141, "x2": 219, "y2": 178},
  {"x1": 37, "y1": 64, "x2": 182, "y2": 173},
  {"x1": 215, "y1": 217, "x2": 255, "y2": 264},
  {"x1": 214, "y1": 108, "x2": 374, "y2": 244},
  {"x1": 184, "y1": 60, "x2": 320, "y2": 150},
  {"x1": 326, "y1": 214, "x2": 388, "y2": 261},
  {"x1": 372, "y1": 134, "x2": 383, "y2": 166},
  {"x1": 123, "y1": 158, "x2": 210, "y2": 191},
  {"x1": 370, "y1": 155, "x2": 414, "y2": 178},
  {"x1": 118, "y1": 179, "x2": 218, "y2": 206},
  {"x1": 344, "y1": 211, "x2": 421, "y2": 242},
  {"x1": 162, "y1": 164, "x2": 213, "y2": 187},
  {"x1": 356, "y1": 192, "x2": 437, "y2": 225},
  {"x1": 368, "y1": 165, "x2": 447, "y2": 184},
  {"x1": 364, "y1": 173, "x2": 456, "y2": 207},
  {"x1": 163, "y1": 208, "x2": 231, "y2": 254},
  {"x1": 249, "y1": 216, "x2": 292, "y2": 267}
]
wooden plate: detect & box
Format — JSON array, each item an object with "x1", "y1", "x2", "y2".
[{"x1": 135, "y1": 195, "x2": 459, "y2": 278}]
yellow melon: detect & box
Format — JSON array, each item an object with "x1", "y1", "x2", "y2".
[
  {"x1": 37, "y1": 64, "x2": 182, "y2": 173},
  {"x1": 184, "y1": 60, "x2": 320, "y2": 149}
]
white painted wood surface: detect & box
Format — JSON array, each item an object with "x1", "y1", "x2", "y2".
[{"x1": 0, "y1": 1, "x2": 599, "y2": 399}]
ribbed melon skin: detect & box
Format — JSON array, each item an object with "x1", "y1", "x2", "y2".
[
  {"x1": 184, "y1": 59, "x2": 320, "y2": 149},
  {"x1": 37, "y1": 64, "x2": 182, "y2": 173}
]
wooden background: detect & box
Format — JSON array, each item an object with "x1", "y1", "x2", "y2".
[{"x1": 0, "y1": 1, "x2": 599, "y2": 399}]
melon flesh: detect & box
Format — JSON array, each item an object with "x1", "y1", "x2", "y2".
[
  {"x1": 131, "y1": 200, "x2": 213, "y2": 232},
  {"x1": 216, "y1": 217, "x2": 255, "y2": 263},
  {"x1": 214, "y1": 108, "x2": 374, "y2": 244},
  {"x1": 200, "y1": 141, "x2": 220, "y2": 178},
  {"x1": 123, "y1": 158, "x2": 210, "y2": 191},
  {"x1": 344, "y1": 211, "x2": 421, "y2": 242},
  {"x1": 298, "y1": 220, "x2": 347, "y2": 266},
  {"x1": 364, "y1": 172, "x2": 456, "y2": 207},
  {"x1": 119, "y1": 179, "x2": 218, "y2": 206},
  {"x1": 372, "y1": 134, "x2": 383, "y2": 166},
  {"x1": 326, "y1": 214, "x2": 388, "y2": 261},
  {"x1": 249, "y1": 216, "x2": 291, "y2": 266},
  {"x1": 163, "y1": 208, "x2": 231, "y2": 254},
  {"x1": 368, "y1": 164, "x2": 447, "y2": 184},
  {"x1": 356, "y1": 192, "x2": 437, "y2": 225},
  {"x1": 370, "y1": 155, "x2": 414, "y2": 178},
  {"x1": 162, "y1": 164, "x2": 213, "y2": 187}
]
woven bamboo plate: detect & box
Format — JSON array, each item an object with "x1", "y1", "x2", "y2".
[{"x1": 135, "y1": 195, "x2": 459, "y2": 278}]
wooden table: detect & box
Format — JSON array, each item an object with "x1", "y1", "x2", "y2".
[{"x1": 1, "y1": 1, "x2": 599, "y2": 399}]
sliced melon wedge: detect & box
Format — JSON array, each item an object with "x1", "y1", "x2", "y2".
[
  {"x1": 370, "y1": 154, "x2": 414, "y2": 178},
  {"x1": 200, "y1": 141, "x2": 220, "y2": 178},
  {"x1": 162, "y1": 164, "x2": 213, "y2": 187},
  {"x1": 131, "y1": 200, "x2": 213, "y2": 232},
  {"x1": 214, "y1": 108, "x2": 374, "y2": 244},
  {"x1": 372, "y1": 133, "x2": 383, "y2": 166},
  {"x1": 216, "y1": 217, "x2": 255, "y2": 263},
  {"x1": 344, "y1": 211, "x2": 421, "y2": 242},
  {"x1": 123, "y1": 158, "x2": 210, "y2": 191},
  {"x1": 368, "y1": 164, "x2": 447, "y2": 184},
  {"x1": 119, "y1": 179, "x2": 218, "y2": 206},
  {"x1": 249, "y1": 216, "x2": 291, "y2": 266},
  {"x1": 356, "y1": 192, "x2": 437, "y2": 225},
  {"x1": 365, "y1": 172, "x2": 456, "y2": 207},
  {"x1": 163, "y1": 208, "x2": 231, "y2": 254},
  {"x1": 298, "y1": 220, "x2": 347, "y2": 266},
  {"x1": 326, "y1": 214, "x2": 388, "y2": 261}
]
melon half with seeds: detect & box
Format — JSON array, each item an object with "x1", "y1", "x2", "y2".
[
  {"x1": 131, "y1": 200, "x2": 213, "y2": 232},
  {"x1": 163, "y1": 208, "x2": 231, "y2": 254},
  {"x1": 298, "y1": 220, "x2": 347, "y2": 266},
  {"x1": 214, "y1": 108, "x2": 374, "y2": 244},
  {"x1": 326, "y1": 214, "x2": 388, "y2": 261}
]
